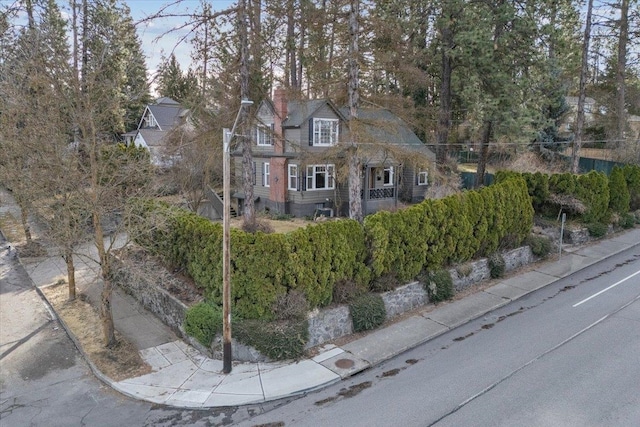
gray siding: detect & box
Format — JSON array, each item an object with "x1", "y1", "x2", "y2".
[{"x1": 400, "y1": 165, "x2": 429, "y2": 203}]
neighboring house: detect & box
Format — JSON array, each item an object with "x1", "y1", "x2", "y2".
[
  {"x1": 123, "y1": 97, "x2": 191, "y2": 167},
  {"x1": 561, "y1": 96, "x2": 597, "y2": 133},
  {"x1": 233, "y1": 88, "x2": 435, "y2": 217},
  {"x1": 561, "y1": 96, "x2": 640, "y2": 142}
]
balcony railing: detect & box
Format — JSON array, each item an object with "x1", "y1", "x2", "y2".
[{"x1": 369, "y1": 187, "x2": 395, "y2": 200}]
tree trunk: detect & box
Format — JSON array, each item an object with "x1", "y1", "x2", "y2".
[
  {"x1": 64, "y1": 247, "x2": 76, "y2": 301},
  {"x1": 286, "y1": 0, "x2": 297, "y2": 90},
  {"x1": 18, "y1": 200, "x2": 33, "y2": 245},
  {"x1": 81, "y1": 0, "x2": 88, "y2": 91},
  {"x1": 25, "y1": 0, "x2": 34, "y2": 29},
  {"x1": 87, "y1": 126, "x2": 116, "y2": 348},
  {"x1": 572, "y1": 0, "x2": 594, "y2": 174},
  {"x1": 475, "y1": 120, "x2": 492, "y2": 188},
  {"x1": 616, "y1": 0, "x2": 629, "y2": 146},
  {"x1": 436, "y1": 19, "x2": 453, "y2": 168},
  {"x1": 347, "y1": 0, "x2": 363, "y2": 222},
  {"x1": 238, "y1": 0, "x2": 255, "y2": 226}
]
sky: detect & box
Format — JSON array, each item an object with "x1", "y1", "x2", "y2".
[
  {"x1": 1, "y1": 0, "x2": 235, "y2": 83},
  {"x1": 127, "y1": 0, "x2": 235, "y2": 75}
]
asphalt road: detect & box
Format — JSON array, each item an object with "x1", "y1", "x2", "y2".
[
  {"x1": 0, "y1": 234, "x2": 279, "y2": 427},
  {"x1": 236, "y1": 246, "x2": 640, "y2": 427},
  {"x1": 2, "y1": 231, "x2": 639, "y2": 427}
]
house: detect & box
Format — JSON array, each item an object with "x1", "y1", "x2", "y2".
[
  {"x1": 233, "y1": 88, "x2": 435, "y2": 217},
  {"x1": 561, "y1": 96, "x2": 597, "y2": 134},
  {"x1": 123, "y1": 97, "x2": 191, "y2": 167}
]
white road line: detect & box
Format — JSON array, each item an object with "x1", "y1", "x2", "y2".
[{"x1": 573, "y1": 269, "x2": 640, "y2": 307}]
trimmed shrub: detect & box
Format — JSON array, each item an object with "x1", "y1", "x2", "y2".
[
  {"x1": 526, "y1": 235, "x2": 553, "y2": 259},
  {"x1": 364, "y1": 176, "x2": 533, "y2": 281},
  {"x1": 575, "y1": 171, "x2": 610, "y2": 224},
  {"x1": 620, "y1": 213, "x2": 636, "y2": 229},
  {"x1": 488, "y1": 253, "x2": 506, "y2": 279},
  {"x1": 370, "y1": 273, "x2": 401, "y2": 292},
  {"x1": 333, "y1": 279, "x2": 366, "y2": 304},
  {"x1": 272, "y1": 290, "x2": 309, "y2": 321},
  {"x1": 127, "y1": 199, "x2": 370, "y2": 320},
  {"x1": 349, "y1": 293, "x2": 386, "y2": 333},
  {"x1": 234, "y1": 318, "x2": 309, "y2": 361},
  {"x1": 183, "y1": 302, "x2": 222, "y2": 347},
  {"x1": 421, "y1": 269, "x2": 454, "y2": 303},
  {"x1": 609, "y1": 166, "x2": 630, "y2": 214},
  {"x1": 286, "y1": 219, "x2": 371, "y2": 308},
  {"x1": 623, "y1": 165, "x2": 640, "y2": 210},
  {"x1": 549, "y1": 173, "x2": 577, "y2": 195},
  {"x1": 456, "y1": 263, "x2": 473, "y2": 278},
  {"x1": 586, "y1": 222, "x2": 608, "y2": 238}
]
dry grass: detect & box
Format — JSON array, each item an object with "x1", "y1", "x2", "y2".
[
  {"x1": 229, "y1": 216, "x2": 313, "y2": 234},
  {"x1": 506, "y1": 152, "x2": 568, "y2": 174},
  {"x1": 42, "y1": 283, "x2": 152, "y2": 381}
]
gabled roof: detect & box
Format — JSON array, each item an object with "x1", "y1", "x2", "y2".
[
  {"x1": 340, "y1": 108, "x2": 424, "y2": 146},
  {"x1": 145, "y1": 104, "x2": 184, "y2": 130},
  {"x1": 156, "y1": 97, "x2": 180, "y2": 106},
  {"x1": 283, "y1": 99, "x2": 346, "y2": 127},
  {"x1": 137, "y1": 129, "x2": 167, "y2": 147}
]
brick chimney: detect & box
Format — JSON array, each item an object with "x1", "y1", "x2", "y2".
[
  {"x1": 273, "y1": 87, "x2": 287, "y2": 155},
  {"x1": 270, "y1": 87, "x2": 287, "y2": 210}
]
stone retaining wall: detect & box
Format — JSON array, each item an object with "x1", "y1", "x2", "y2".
[
  {"x1": 110, "y1": 256, "x2": 189, "y2": 339},
  {"x1": 113, "y1": 244, "x2": 538, "y2": 359}
]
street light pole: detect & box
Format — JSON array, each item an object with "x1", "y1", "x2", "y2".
[{"x1": 222, "y1": 99, "x2": 253, "y2": 374}]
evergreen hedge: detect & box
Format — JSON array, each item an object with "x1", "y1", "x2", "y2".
[
  {"x1": 608, "y1": 166, "x2": 630, "y2": 214},
  {"x1": 623, "y1": 165, "x2": 640, "y2": 210},
  {"x1": 127, "y1": 199, "x2": 368, "y2": 320},
  {"x1": 364, "y1": 176, "x2": 533, "y2": 282},
  {"x1": 128, "y1": 167, "x2": 640, "y2": 324}
]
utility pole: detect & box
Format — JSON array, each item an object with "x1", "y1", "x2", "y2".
[{"x1": 222, "y1": 99, "x2": 253, "y2": 374}]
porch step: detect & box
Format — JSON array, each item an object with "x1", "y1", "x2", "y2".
[{"x1": 216, "y1": 191, "x2": 238, "y2": 218}]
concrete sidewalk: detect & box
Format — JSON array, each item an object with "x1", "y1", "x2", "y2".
[{"x1": 2, "y1": 188, "x2": 639, "y2": 408}]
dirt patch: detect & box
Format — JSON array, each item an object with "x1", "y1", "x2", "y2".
[
  {"x1": 338, "y1": 381, "x2": 372, "y2": 398},
  {"x1": 42, "y1": 283, "x2": 151, "y2": 381}
]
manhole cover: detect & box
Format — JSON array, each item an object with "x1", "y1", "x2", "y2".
[{"x1": 334, "y1": 358, "x2": 355, "y2": 369}]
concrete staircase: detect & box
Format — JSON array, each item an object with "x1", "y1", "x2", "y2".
[{"x1": 207, "y1": 187, "x2": 238, "y2": 218}]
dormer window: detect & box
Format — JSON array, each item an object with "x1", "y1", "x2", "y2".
[
  {"x1": 256, "y1": 123, "x2": 273, "y2": 146},
  {"x1": 144, "y1": 114, "x2": 157, "y2": 128},
  {"x1": 312, "y1": 118, "x2": 339, "y2": 146}
]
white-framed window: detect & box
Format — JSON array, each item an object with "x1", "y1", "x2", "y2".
[
  {"x1": 263, "y1": 162, "x2": 270, "y2": 187},
  {"x1": 288, "y1": 164, "x2": 298, "y2": 190},
  {"x1": 312, "y1": 118, "x2": 339, "y2": 146},
  {"x1": 144, "y1": 113, "x2": 157, "y2": 128},
  {"x1": 417, "y1": 171, "x2": 428, "y2": 186},
  {"x1": 256, "y1": 124, "x2": 273, "y2": 146},
  {"x1": 383, "y1": 166, "x2": 394, "y2": 186},
  {"x1": 306, "y1": 164, "x2": 335, "y2": 190}
]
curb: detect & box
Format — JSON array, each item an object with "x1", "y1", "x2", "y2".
[
  {"x1": 338, "y1": 228, "x2": 640, "y2": 377},
  {"x1": 3, "y1": 226, "x2": 639, "y2": 409}
]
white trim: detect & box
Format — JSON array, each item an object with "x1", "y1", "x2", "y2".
[
  {"x1": 383, "y1": 166, "x2": 394, "y2": 186},
  {"x1": 256, "y1": 124, "x2": 273, "y2": 146},
  {"x1": 417, "y1": 171, "x2": 428, "y2": 186},
  {"x1": 306, "y1": 164, "x2": 335, "y2": 190},
  {"x1": 263, "y1": 162, "x2": 270, "y2": 187},
  {"x1": 288, "y1": 164, "x2": 298, "y2": 190},
  {"x1": 312, "y1": 118, "x2": 339, "y2": 146}
]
